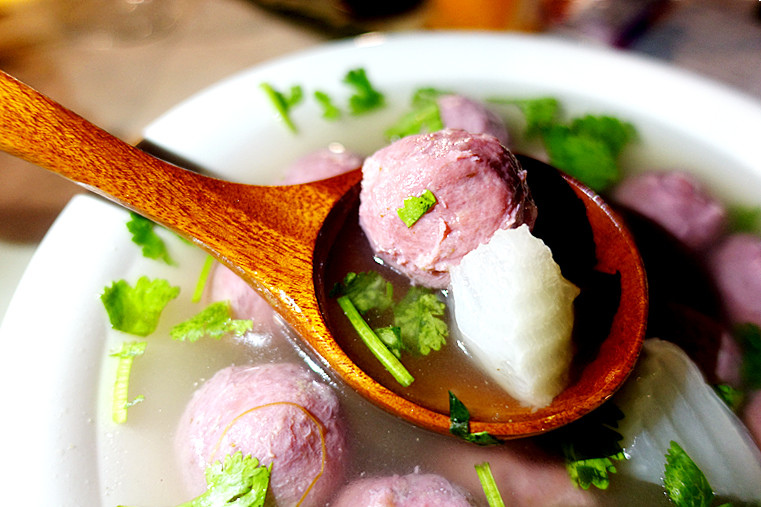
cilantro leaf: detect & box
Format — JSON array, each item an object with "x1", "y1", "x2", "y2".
[
  {"x1": 260, "y1": 82, "x2": 303, "y2": 133},
  {"x1": 569, "y1": 115, "x2": 637, "y2": 158},
  {"x1": 490, "y1": 97, "x2": 560, "y2": 138},
  {"x1": 126, "y1": 212, "x2": 175, "y2": 265},
  {"x1": 343, "y1": 68, "x2": 385, "y2": 115},
  {"x1": 734, "y1": 323, "x2": 761, "y2": 389},
  {"x1": 394, "y1": 286, "x2": 448, "y2": 355},
  {"x1": 314, "y1": 90, "x2": 341, "y2": 120},
  {"x1": 549, "y1": 402, "x2": 626, "y2": 490},
  {"x1": 178, "y1": 452, "x2": 271, "y2": 507},
  {"x1": 331, "y1": 271, "x2": 394, "y2": 315},
  {"x1": 397, "y1": 189, "x2": 437, "y2": 227},
  {"x1": 110, "y1": 340, "x2": 147, "y2": 424},
  {"x1": 384, "y1": 87, "x2": 446, "y2": 140},
  {"x1": 101, "y1": 277, "x2": 180, "y2": 336},
  {"x1": 449, "y1": 391, "x2": 501, "y2": 445},
  {"x1": 542, "y1": 124, "x2": 621, "y2": 192},
  {"x1": 171, "y1": 301, "x2": 253, "y2": 342},
  {"x1": 663, "y1": 441, "x2": 715, "y2": 507}
]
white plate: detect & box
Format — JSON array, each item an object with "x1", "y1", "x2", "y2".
[{"x1": 1, "y1": 32, "x2": 760, "y2": 506}]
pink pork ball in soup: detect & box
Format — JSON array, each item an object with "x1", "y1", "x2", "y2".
[
  {"x1": 331, "y1": 471, "x2": 476, "y2": 507},
  {"x1": 437, "y1": 94, "x2": 509, "y2": 146},
  {"x1": 281, "y1": 145, "x2": 363, "y2": 184},
  {"x1": 175, "y1": 363, "x2": 348, "y2": 506},
  {"x1": 611, "y1": 171, "x2": 727, "y2": 252},
  {"x1": 707, "y1": 233, "x2": 761, "y2": 327},
  {"x1": 434, "y1": 440, "x2": 598, "y2": 507},
  {"x1": 359, "y1": 128, "x2": 536, "y2": 288}
]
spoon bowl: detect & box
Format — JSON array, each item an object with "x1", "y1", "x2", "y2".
[{"x1": 0, "y1": 71, "x2": 647, "y2": 439}]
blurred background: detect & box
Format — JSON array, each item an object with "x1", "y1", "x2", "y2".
[{"x1": 1, "y1": 0, "x2": 760, "y2": 318}]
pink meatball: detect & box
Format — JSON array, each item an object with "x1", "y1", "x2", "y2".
[
  {"x1": 707, "y1": 233, "x2": 761, "y2": 326},
  {"x1": 437, "y1": 94, "x2": 509, "y2": 146},
  {"x1": 434, "y1": 440, "x2": 598, "y2": 507},
  {"x1": 359, "y1": 129, "x2": 536, "y2": 288},
  {"x1": 612, "y1": 171, "x2": 727, "y2": 252},
  {"x1": 175, "y1": 363, "x2": 348, "y2": 506},
  {"x1": 282, "y1": 146, "x2": 363, "y2": 184},
  {"x1": 332, "y1": 472, "x2": 475, "y2": 507}
]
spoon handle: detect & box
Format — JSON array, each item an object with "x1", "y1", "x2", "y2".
[{"x1": 0, "y1": 70, "x2": 359, "y2": 312}]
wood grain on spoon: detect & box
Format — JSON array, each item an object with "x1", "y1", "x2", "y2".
[{"x1": 0, "y1": 70, "x2": 648, "y2": 438}]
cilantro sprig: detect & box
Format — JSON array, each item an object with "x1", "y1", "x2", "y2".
[
  {"x1": 491, "y1": 97, "x2": 637, "y2": 192},
  {"x1": 101, "y1": 276, "x2": 180, "y2": 336},
  {"x1": 332, "y1": 271, "x2": 448, "y2": 358},
  {"x1": 171, "y1": 301, "x2": 253, "y2": 342},
  {"x1": 546, "y1": 402, "x2": 627, "y2": 490},
  {"x1": 343, "y1": 68, "x2": 385, "y2": 115},
  {"x1": 176, "y1": 452, "x2": 271, "y2": 507},
  {"x1": 126, "y1": 212, "x2": 175, "y2": 265},
  {"x1": 260, "y1": 82, "x2": 304, "y2": 133}
]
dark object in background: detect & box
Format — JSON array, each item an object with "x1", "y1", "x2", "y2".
[
  {"x1": 342, "y1": 0, "x2": 424, "y2": 19},
  {"x1": 247, "y1": 0, "x2": 424, "y2": 37}
]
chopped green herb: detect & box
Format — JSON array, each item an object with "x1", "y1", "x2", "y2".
[
  {"x1": 314, "y1": 90, "x2": 342, "y2": 120},
  {"x1": 384, "y1": 87, "x2": 446, "y2": 140},
  {"x1": 171, "y1": 301, "x2": 253, "y2": 342},
  {"x1": 331, "y1": 271, "x2": 394, "y2": 314},
  {"x1": 343, "y1": 68, "x2": 385, "y2": 115},
  {"x1": 734, "y1": 323, "x2": 761, "y2": 389},
  {"x1": 394, "y1": 286, "x2": 448, "y2": 356},
  {"x1": 492, "y1": 96, "x2": 636, "y2": 191},
  {"x1": 448, "y1": 391, "x2": 501, "y2": 445},
  {"x1": 101, "y1": 277, "x2": 180, "y2": 336},
  {"x1": 550, "y1": 402, "x2": 626, "y2": 490},
  {"x1": 542, "y1": 124, "x2": 622, "y2": 192},
  {"x1": 713, "y1": 383, "x2": 744, "y2": 412},
  {"x1": 397, "y1": 189, "x2": 437, "y2": 227},
  {"x1": 260, "y1": 82, "x2": 303, "y2": 133},
  {"x1": 193, "y1": 255, "x2": 215, "y2": 304},
  {"x1": 663, "y1": 441, "x2": 715, "y2": 507},
  {"x1": 475, "y1": 462, "x2": 506, "y2": 507},
  {"x1": 110, "y1": 340, "x2": 147, "y2": 424},
  {"x1": 375, "y1": 325, "x2": 403, "y2": 358},
  {"x1": 728, "y1": 205, "x2": 761, "y2": 234},
  {"x1": 337, "y1": 295, "x2": 414, "y2": 387},
  {"x1": 569, "y1": 115, "x2": 637, "y2": 158},
  {"x1": 177, "y1": 452, "x2": 271, "y2": 507},
  {"x1": 126, "y1": 212, "x2": 174, "y2": 265},
  {"x1": 490, "y1": 96, "x2": 560, "y2": 138}
]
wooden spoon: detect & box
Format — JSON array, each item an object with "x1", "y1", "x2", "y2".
[{"x1": 0, "y1": 71, "x2": 647, "y2": 439}]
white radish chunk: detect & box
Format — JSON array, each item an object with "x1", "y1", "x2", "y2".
[
  {"x1": 450, "y1": 224, "x2": 579, "y2": 408},
  {"x1": 615, "y1": 339, "x2": 761, "y2": 502}
]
